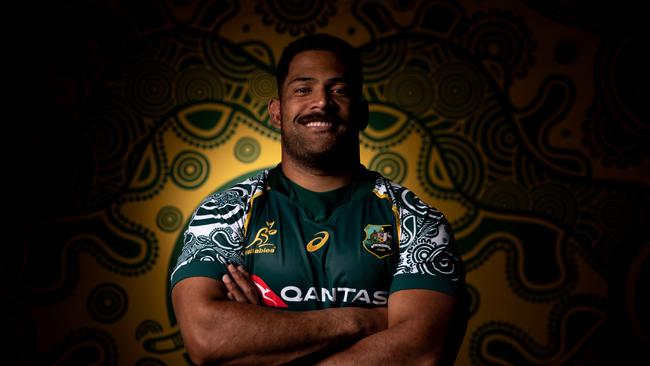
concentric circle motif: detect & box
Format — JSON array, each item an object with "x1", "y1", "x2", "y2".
[
  {"x1": 234, "y1": 137, "x2": 261, "y2": 163},
  {"x1": 479, "y1": 181, "x2": 529, "y2": 210},
  {"x1": 171, "y1": 151, "x2": 210, "y2": 189},
  {"x1": 156, "y1": 206, "x2": 183, "y2": 232},
  {"x1": 413, "y1": 243, "x2": 434, "y2": 263},
  {"x1": 582, "y1": 102, "x2": 641, "y2": 168},
  {"x1": 465, "y1": 10, "x2": 535, "y2": 78},
  {"x1": 432, "y1": 62, "x2": 484, "y2": 119},
  {"x1": 125, "y1": 61, "x2": 176, "y2": 116},
  {"x1": 369, "y1": 151, "x2": 407, "y2": 183},
  {"x1": 385, "y1": 69, "x2": 436, "y2": 116},
  {"x1": 176, "y1": 67, "x2": 225, "y2": 104},
  {"x1": 360, "y1": 39, "x2": 408, "y2": 83},
  {"x1": 86, "y1": 118, "x2": 123, "y2": 160},
  {"x1": 529, "y1": 183, "x2": 579, "y2": 226},
  {"x1": 248, "y1": 70, "x2": 277, "y2": 100},
  {"x1": 431, "y1": 247, "x2": 457, "y2": 276},
  {"x1": 87, "y1": 283, "x2": 128, "y2": 323}
]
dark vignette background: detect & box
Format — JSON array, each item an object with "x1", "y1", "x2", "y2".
[{"x1": 6, "y1": 0, "x2": 648, "y2": 365}]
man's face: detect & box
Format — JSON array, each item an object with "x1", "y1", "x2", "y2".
[{"x1": 269, "y1": 50, "x2": 363, "y2": 169}]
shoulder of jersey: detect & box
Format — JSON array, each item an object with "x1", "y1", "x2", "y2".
[
  {"x1": 372, "y1": 174, "x2": 444, "y2": 222},
  {"x1": 199, "y1": 170, "x2": 269, "y2": 210},
  {"x1": 188, "y1": 171, "x2": 269, "y2": 231}
]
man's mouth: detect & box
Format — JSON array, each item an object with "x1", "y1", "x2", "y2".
[
  {"x1": 296, "y1": 113, "x2": 342, "y2": 128},
  {"x1": 304, "y1": 121, "x2": 333, "y2": 127}
]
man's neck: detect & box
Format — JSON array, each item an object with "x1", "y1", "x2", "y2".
[{"x1": 280, "y1": 155, "x2": 359, "y2": 192}]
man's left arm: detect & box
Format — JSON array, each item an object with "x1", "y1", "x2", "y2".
[
  {"x1": 316, "y1": 194, "x2": 468, "y2": 365},
  {"x1": 314, "y1": 288, "x2": 466, "y2": 366}
]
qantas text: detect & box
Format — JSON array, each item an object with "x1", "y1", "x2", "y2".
[{"x1": 280, "y1": 286, "x2": 388, "y2": 305}]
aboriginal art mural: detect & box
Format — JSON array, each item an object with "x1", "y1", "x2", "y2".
[{"x1": 11, "y1": 0, "x2": 648, "y2": 365}]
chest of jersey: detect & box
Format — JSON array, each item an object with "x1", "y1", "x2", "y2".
[{"x1": 243, "y1": 191, "x2": 398, "y2": 311}]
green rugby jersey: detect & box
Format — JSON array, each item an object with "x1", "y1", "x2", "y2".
[{"x1": 170, "y1": 166, "x2": 465, "y2": 311}]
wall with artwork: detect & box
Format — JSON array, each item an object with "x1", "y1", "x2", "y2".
[{"x1": 9, "y1": 1, "x2": 648, "y2": 365}]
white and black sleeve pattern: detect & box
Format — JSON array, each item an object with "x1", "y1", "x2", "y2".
[
  {"x1": 170, "y1": 171, "x2": 267, "y2": 287},
  {"x1": 380, "y1": 177, "x2": 465, "y2": 296}
]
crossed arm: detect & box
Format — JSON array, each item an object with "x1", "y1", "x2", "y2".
[
  {"x1": 172, "y1": 267, "x2": 386, "y2": 365},
  {"x1": 172, "y1": 265, "x2": 466, "y2": 365}
]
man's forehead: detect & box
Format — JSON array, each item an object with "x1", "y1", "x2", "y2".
[
  {"x1": 285, "y1": 51, "x2": 350, "y2": 83},
  {"x1": 287, "y1": 51, "x2": 348, "y2": 72}
]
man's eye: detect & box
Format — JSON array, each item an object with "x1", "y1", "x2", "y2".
[
  {"x1": 295, "y1": 88, "x2": 310, "y2": 94},
  {"x1": 332, "y1": 87, "x2": 349, "y2": 95}
]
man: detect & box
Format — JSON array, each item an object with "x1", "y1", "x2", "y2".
[{"x1": 171, "y1": 34, "x2": 467, "y2": 365}]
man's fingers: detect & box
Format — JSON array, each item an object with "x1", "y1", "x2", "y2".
[
  {"x1": 228, "y1": 264, "x2": 260, "y2": 305},
  {"x1": 237, "y1": 265, "x2": 251, "y2": 279},
  {"x1": 228, "y1": 265, "x2": 260, "y2": 304},
  {"x1": 222, "y1": 274, "x2": 248, "y2": 302}
]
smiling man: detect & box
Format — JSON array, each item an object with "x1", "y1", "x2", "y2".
[{"x1": 170, "y1": 34, "x2": 468, "y2": 365}]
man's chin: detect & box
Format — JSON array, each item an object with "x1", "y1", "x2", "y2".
[
  {"x1": 282, "y1": 131, "x2": 359, "y2": 169},
  {"x1": 292, "y1": 148, "x2": 349, "y2": 168}
]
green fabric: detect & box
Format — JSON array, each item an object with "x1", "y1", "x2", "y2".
[
  {"x1": 242, "y1": 166, "x2": 398, "y2": 310},
  {"x1": 269, "y1": 165, "x2": 376, "y2": 223},
  {"x1": 288, "y1": 180, "x2": 352, "y2": 222},
  {"x1": 390, "y1": 274, "x2": 462, "y2": 298},
  {"x1": 171, "y1": 166, "x2": 466, "y2": 311},
  {"x1": 171, "y1": 261, "x2": 225, "y2": 287}
]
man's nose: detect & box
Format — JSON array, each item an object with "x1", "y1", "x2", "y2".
[{"x1": 311, "y1": 88, "x2": 333, "y2": 110}]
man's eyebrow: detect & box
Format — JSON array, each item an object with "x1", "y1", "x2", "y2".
[
  {"x1": 287, "y1": 77, "x2": 315, "y2": 85},
  {"x1": 327, "y1": 77, "x2": 349, "y2": 84},
  {"x1": 287, "y1": 76, "x2": 350, "y2": 85}
]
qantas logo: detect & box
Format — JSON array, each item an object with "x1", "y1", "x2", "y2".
[
  {"x1": 281, "y1": 286, "x2": 387, "y2": 305},
  {"x1": 251, "y1": 275, "x2": 288, "y2": 308},
  {"x1": 251, "y1": 275, "x2": 388, "y2": 307}
]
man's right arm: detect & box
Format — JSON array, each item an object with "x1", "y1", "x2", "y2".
[{"x1": 172, "y1": 275, "x2": 387, "y2": 366}]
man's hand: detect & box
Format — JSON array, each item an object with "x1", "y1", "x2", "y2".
[
  {"x1": 222, "y1": 264, "x2": 261, "y2": 305},
  {"x1": 221, "y1": 264, "x2": 388, "y2": 335},
  {"x1": 314, "y1": 290, "x2": 466, "y2": 366},
  {"x1": 173, "y1": 277, "x2": 389, "y2": 365}
]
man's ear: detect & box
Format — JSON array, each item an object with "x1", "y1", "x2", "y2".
[
  {"x1": 268, "y1": 97, "x2": 281, "y2": 129},
  {"x1": 356, "y1": 98, "x2": 369, "y2": 131}
]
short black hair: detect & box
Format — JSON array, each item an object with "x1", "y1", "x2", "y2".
[{"x1": 276, "y1": 34, "x2": 363, "y2": 98}]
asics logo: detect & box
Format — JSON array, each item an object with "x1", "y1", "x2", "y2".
[{"x1": 306, "y1": 230, "x2": 330, "y2": 252}]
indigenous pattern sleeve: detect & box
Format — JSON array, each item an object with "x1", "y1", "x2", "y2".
[
  {"x1": 169, "y1": 171, "x2": 267, "y2": 289},
  {"x1": 376, "y1": 177, "x2": 466, "y2": 298}
]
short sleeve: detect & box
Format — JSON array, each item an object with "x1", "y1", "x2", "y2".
[
  {"x1": 387, "y1": 187, "x2": 466, "y2": 298},
  {"x1": 169, "y1": 190, "x2": 249, "y2": 291}
]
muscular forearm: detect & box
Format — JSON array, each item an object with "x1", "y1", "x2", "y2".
[
  {"x1": 315, "y1": 290, "x2": 464, "y2": 366},
  {"x1": 314, "y1": 320, "x2": 440, "y2": 366},
  {"x1": 173, "y1": 278, "x2": 386, "y2": 366},
  {"x1": 200, "y1": 302, "x2": 383, "y2": 365}
]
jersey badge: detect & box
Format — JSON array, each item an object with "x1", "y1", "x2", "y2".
[
  {"x1": 245, "y1": 221, "x2": 278, "y2": 255},
  {"x1": 362, "y1": 224, "x2": 394, "y2": 259}
]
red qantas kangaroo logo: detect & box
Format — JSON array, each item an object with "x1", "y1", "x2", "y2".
[{"x1": 251, "y1": 275, "x2": 288, "y2": 308}]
